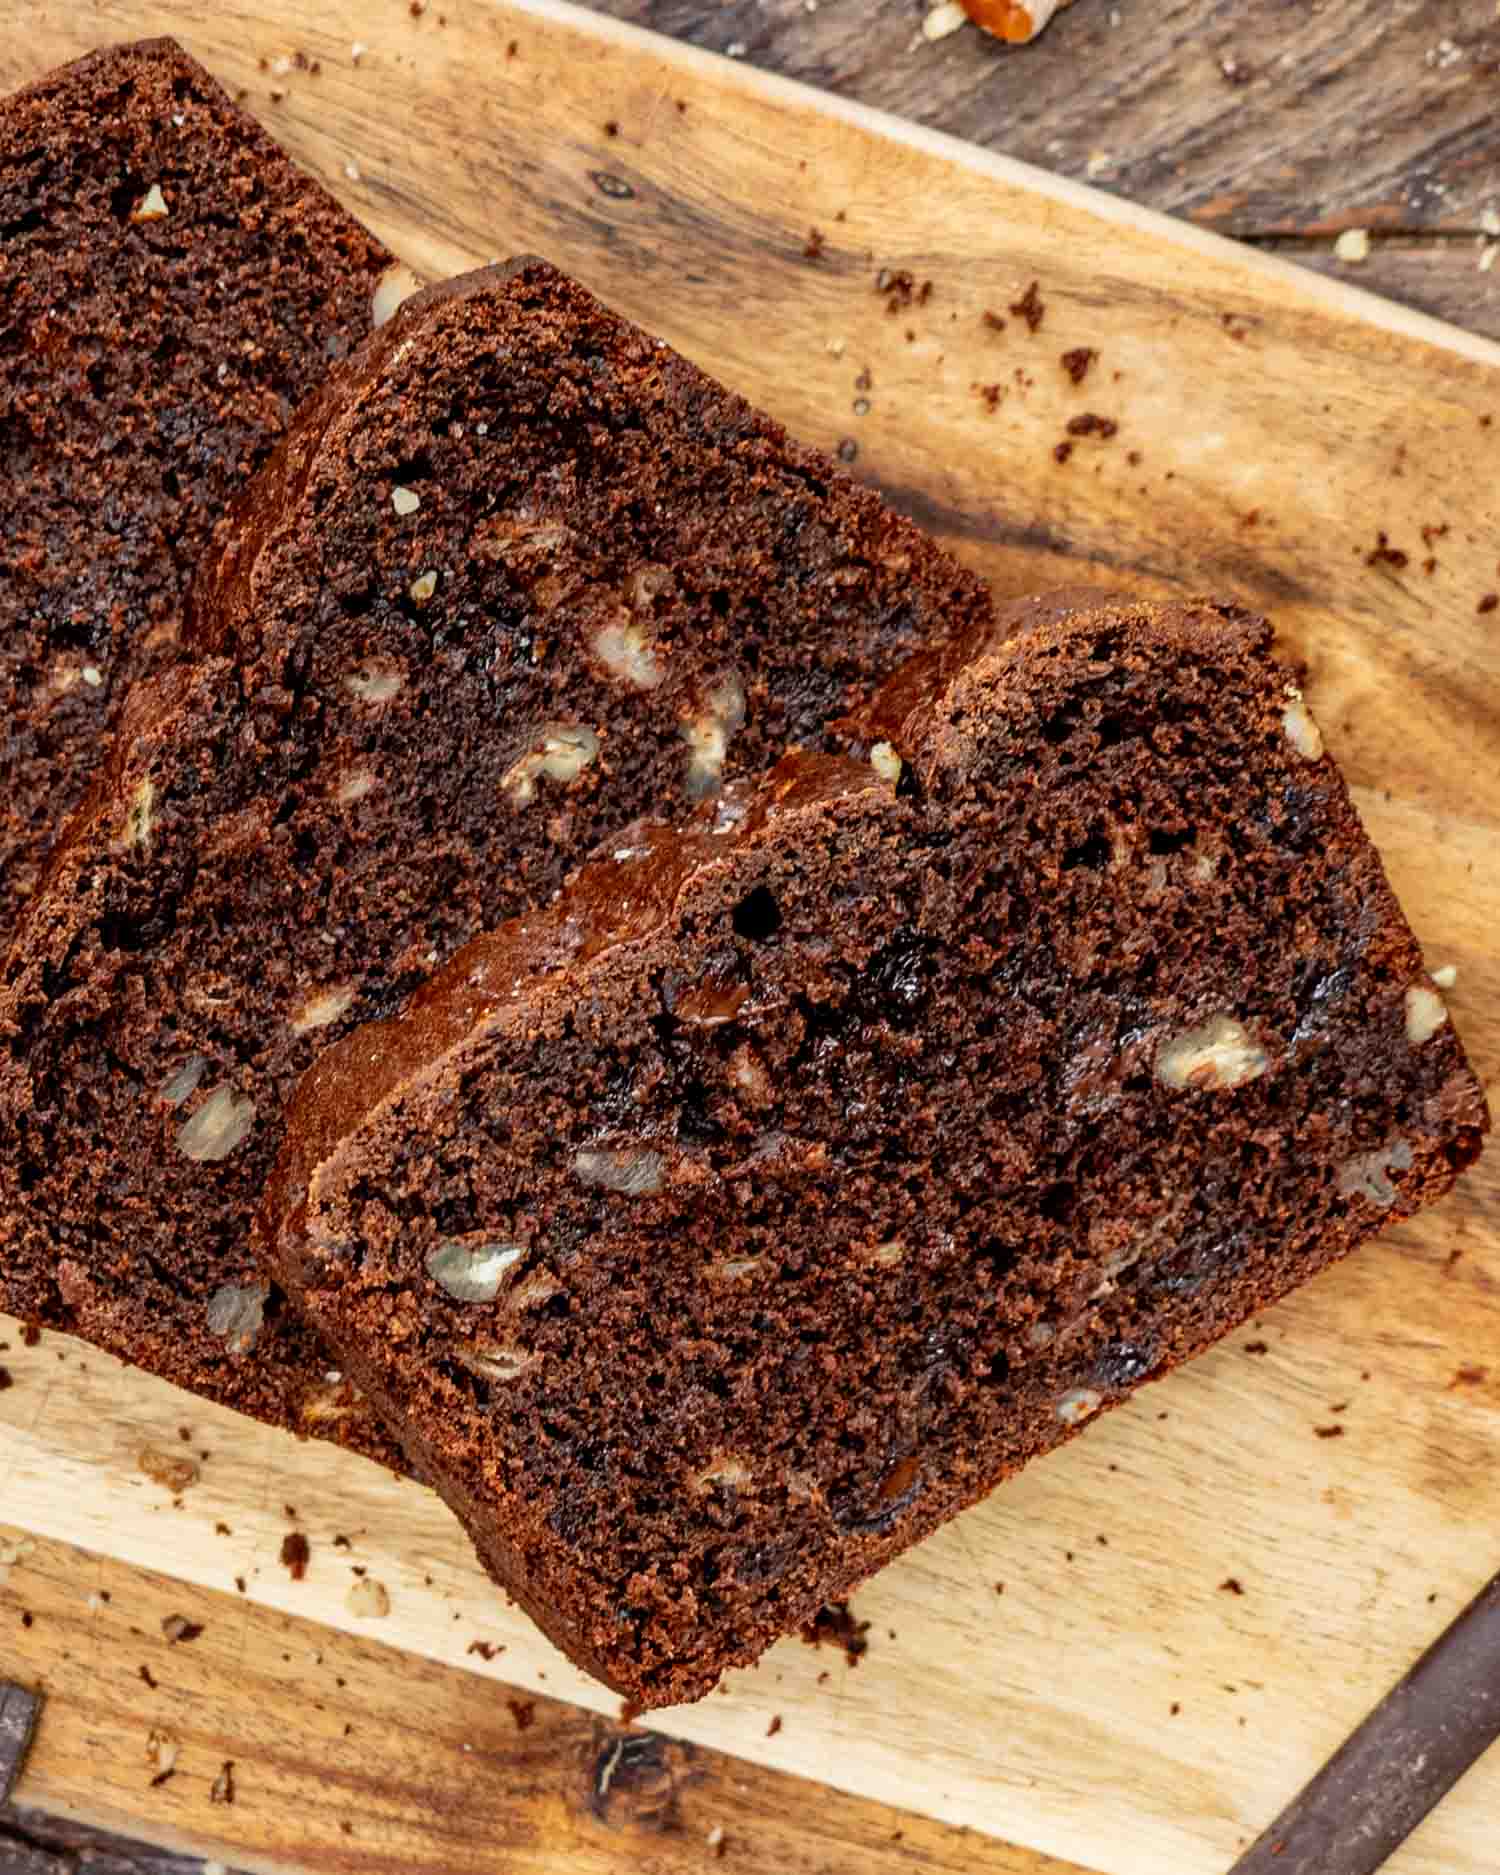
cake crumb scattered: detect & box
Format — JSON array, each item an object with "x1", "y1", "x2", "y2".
[
  {"x1": 1477, "y1": 593, "x2": 1498, "y2": 614},
  {"x1": 1060, "y1": 346, "x2": 1096, "y2": 383},
  {"x1": 139, "y1": 1447, "x2": 199, "y2": 1492},
  {"x1": 346, "y1": 1576, "x2": 390, "y2": 1617},
  {"x1": 467, "y1": 1639, "x2": 504, "y2": 1660},
  {"x1": 1451, "y1": 1363, "x2": 1488, "y2": 1387},
  {"x1": 801, "y1": 1600, "x2": 870, "y2": 1665},
  {"x1": 280, "y1": 1532, "x2": 311, "y2": 1580},
  {"x1": 1365, "y1": 531, "x2": 1409, "y2": 571},
  {"x1": 1009, "y1": 279, "x2": 1045, "y2": 332},
  {"x1": 0, "y1": 1368, "x2": 12, "y2": 1392},
  {"x1": 804, "y1": 228, "x2": 826, "y2": 261},
  {"x1": 1314, "y1": 1424, "x2": 1345, "y2": 1439},
  {"x1": 1053, "y1": 440, "x2": 1074, "y2": 464},
  {"x1": 1066, "y1": 412, "x2": 1118, "y2": 438},
  {"x1": 767, "y1": 1714, "x2": 783, "y2": 1736},
  {"x1": 1219, "y1": 1577, "x2": 1245, "y2": 1596}
]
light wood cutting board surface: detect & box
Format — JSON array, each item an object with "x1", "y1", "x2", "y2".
[{"x1": 3, "y1": 4, "x2": 1499, "y2": 1872}]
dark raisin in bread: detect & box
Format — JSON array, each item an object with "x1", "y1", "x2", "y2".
[
  {"x1": 263, "y1": 589, "x2": 1486, "y2": 1707},
  {"x1": 0, "y1": 37, "x2": 394, "y2": 930},
  {"x1": 0, "y1": 257, "x2": 992, "y2": 1456}
]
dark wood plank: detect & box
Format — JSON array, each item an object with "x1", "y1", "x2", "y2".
[
  {"x1": 2, "y1": 1528, "x2": 1094, "y2": 1875},
  {"x1": 586, "y1": 0, "x2": 1500, "y2": 331}
]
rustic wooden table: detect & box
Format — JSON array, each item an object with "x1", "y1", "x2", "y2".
[{"x1": 3, "y1": 2, "x2": 1497, "y2": 1869}]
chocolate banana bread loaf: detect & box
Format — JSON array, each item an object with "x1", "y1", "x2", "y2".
[
  {"x1": 264, "y1": 590, "x2": 1486, "y2": 1706},
  {"x1": 0, "y1": 257, "x2": 992, "y2": 1454},
  {"x1": 0, "y1": 37, "x2": 394, "y2": 933}
]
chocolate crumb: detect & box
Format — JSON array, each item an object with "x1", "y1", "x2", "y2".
[
  {"x1": 138, "y1": 1665, "x2": 158, "y2": 1689},
  {"x1": 1061, "y1": 346, "x2": 1096, "y2": 384},
  {"x1": 767, "y1": 1714, "x2": 782, "y2": 1736},
  {"x1": 800, "y1": 1600, "x2": 870, "y2": 1666},
  {"x1": 994, "y1": 1581, "x2": 1005, "y2": 1594},
  {"x1": 0, "y1": 1368, "x2": 12, "y2": 1392},
  {"x1": 1170, "y1": 1701, "x2": 1182, "y2": 1715},
  {"x1": 20, "y1": 1611, "x2": 32, "y2": 1628},
  {"x1": 1365, "y1": 531, "x2": 1409, "y2": 571},
  {"x1": 1243, "y1": 1340, "x2": 1269, "y2": 1355},
  {"x1": 1451, "y1": 1364, "x2": 1488, "y2": 1387},
  {"x1": 804, "y1": 228, "x2": 826, "y2": 261},
  {"x1": 1053, "y1": 440, "x2": 1074, "y2": 464},
  {"x1": 161, "y1": 1614, "x2": 205, "y2": 1644},
  {"x1": 975, "y1": 382, "x2": 1003, "y2": 413},
  {"x1": 332, "y1": 1534, "x2": 352, "y2": 1549},
  {"x1": 1009, "y1": 280, "x2": 1045, "y2": 332},
  {"x1": 1314, "y1": 1424, "x2": 1346, "y2": 1439},
  {"x1": 280, "y1": 1532, "x2": 311, "y2": 1580},
  {"x1": 854, "y1": 366, "x2": 873, "y2": 393},
  {"x1": 1220, "y1": 1577, "x2": 1245, "y2": 1596},
  {"x1": 214, "y1": 1521, "x2": 231, "y2": 1536},
  {"x1": 1478, "y1": 594, "x2": 1498, "y2": 614},
  {"x1": 467, "y1": 1639, "x2": 504, "y2": 1660},
  {"x1": 506, "y1": 1697, "x2": 536, "y2": 1731},
  {"x1": 234, "y1": 1576, "x2": 247, "y2": 1594},
  {"x1": 983, "y1": 310, "x2": 1006, "y2": 333},
  {"x1": 603, "y1": 120, "x2": 619, "y2": 137},
  {"x1": 1066, "y1": 412, "x2": 1118, "y2": 439},
  {"x1": 22, "y1": 1323, "x2": 40, "y2": 1347}
]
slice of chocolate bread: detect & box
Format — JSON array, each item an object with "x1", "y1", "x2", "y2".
[
  {"x1": 264, "y1": 590, "x2": 1486, "y2": 1706},
  {"x1": 0, "y1": 257, "x2": 992, "y2": 1454},
  {"x1": 0, "y1": 37, "x2": 394, "y2": 932}
]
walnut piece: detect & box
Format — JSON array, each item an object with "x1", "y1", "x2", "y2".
[
  {"x1": 1156, "y1": 1014, "x2": 1269, "y2": 1092},
  {"x1": 1055, "y1": 1386, "x2": 1103, "y2": 1425},
  {"x1": 591, "y1": 614, "x2": 665, "y2": 691},
  {"x1": 426, "y1": 1240, "x2": 527, "y2": 1303},
  {"x1": 131, "y1": 184, "x2": 170, "y2": 222},
  {"x1": 1337, "y1": 1138, "x2": 1415, "y2": 1208},
  {"x1": 408, "y1": 570, "x2": 438, "y2": 604},
  {"x1": 337, "y1": 770, "x2": 378, "y2": 806},
  {"x1": 158, "y1": 1055, "x2": 208, "y2": 1107},
  {"x1": 707, "y1": 1256, "x2": 765, "y2": 1283},
  {"x1": 176, "y1": 1086, "x2": 257, "y2": 1162},
  {"x1": 122, "y1": 776, "x2": 155, "y2": 853},
  {"x1": 206, "y1": 1281, "x2": 269, "y2": 1353},
  {"x1": 502, "y1": 724, "x2": 600, "y2": 805},
  {"x1": 573, "y1": 1147, "x2": 667, "y2": 1195},
  {"x1": 371, "y1": 261, "x2": 425, "y2": 328},
  {"x1": 1405, "y1": 983, "x2": 1449, "y2": 1044},
  {"x1": 679, "y1": 675, "x2": 747, "y2": 800},
  {"x1": 391, "y1": 485, "x2": 421, "y2": 517},
  {"x1": 454, "y1": 1344, "x2": 536, "y2": 1382},
  {"x1": 1281, "y1": 689, "x2": 1324, "y2": 761},
  {"x1": 693, "y1": 1454, "x2": 753, "y2": 1493},
  {"x1": 344, "y1": 664, "x2": 404, "y2": 705},
  {"x1": 291, "y1": 983, "x2": 358, "y2": 1035},
  {"x1": 870, "y1": 741, "x2": 903, "y2": 785}
]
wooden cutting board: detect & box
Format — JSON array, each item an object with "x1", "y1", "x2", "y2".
[{"x1": 3, "y1": 3, "x2": 1500, "y2": 1871}]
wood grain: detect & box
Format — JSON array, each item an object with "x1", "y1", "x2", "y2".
[
  {"x1": 2, "y1": 4, "x2": 1500, "y2": 1873},
  {"x1": 0, "y1": 1526, "x2": 1088, "y2": 1875}
]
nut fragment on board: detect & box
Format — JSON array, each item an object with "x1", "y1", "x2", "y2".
[{"x1": 960, "y1": 0, "x2": 1076, "y2": 43}]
